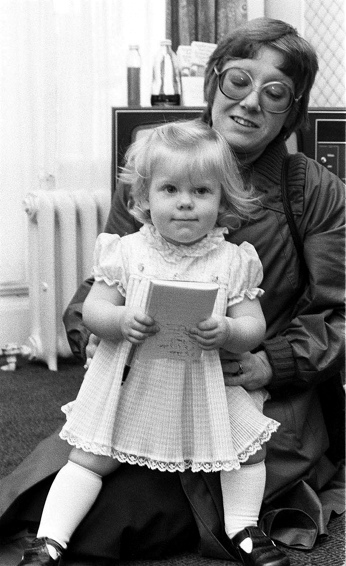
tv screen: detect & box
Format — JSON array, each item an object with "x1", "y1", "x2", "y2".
[
  {"x1": 112, "y1": 108, "x2": 205, "y2": 194},
  {"x1": 111, "y1": 107, "x2": 345, "y2": 194}
]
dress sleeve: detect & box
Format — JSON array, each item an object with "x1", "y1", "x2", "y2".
[
  {"x1": 227, "y1": 241, "x2": 264, "y2": 307},
  {"x1": 92, "y1": 233, "x2": 128, "y2": 296}
]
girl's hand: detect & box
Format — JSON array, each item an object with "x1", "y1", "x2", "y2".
[
  {"x1": 120, "y1": 308, "x2": 159, "y2": 344},
  {"x1": 221, "y1": 350, "x2": 272, "y2": 390},
  {"x1": 189, "y1": 315, "x2": 229, "y2": 350}
]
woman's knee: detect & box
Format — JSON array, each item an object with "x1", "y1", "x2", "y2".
[
  {"x1": 243, "y1": 444, "x2": 266, "y2": 465},
  {"x1": 69, "y1": 447, "x2": 121, "y2": 476}
]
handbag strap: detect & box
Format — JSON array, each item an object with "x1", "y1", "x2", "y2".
[{"x1": 281, "y1": 154, "x2": 309, "y2": 280}]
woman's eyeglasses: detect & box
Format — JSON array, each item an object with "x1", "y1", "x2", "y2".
[{"x1": 214, "y1": 67, "x2": 301, "y2": 114}]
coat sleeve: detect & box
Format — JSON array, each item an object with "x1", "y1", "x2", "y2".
[
  {"x1": 63, "y1": 181, "x2": 141, "y2": 362},
  {"x1": 264, "y1": 160, "x2": 345, "y2": 392},
  {"x1": 104, "y1": 181, "x2": 142, "y2": 236}
]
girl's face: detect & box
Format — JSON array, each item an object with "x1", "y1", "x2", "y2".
[
  {"x1": 147, "y1": 153, "x2": 222, "y2": 246},
  {"x1": 211, "y1": 46, "x2": 294, "y2": 163}
]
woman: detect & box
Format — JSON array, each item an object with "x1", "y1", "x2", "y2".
[{"x1": 1, "y1": 17, "x2": 344, "y2": 566}]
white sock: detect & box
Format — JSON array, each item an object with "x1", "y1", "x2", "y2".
[
  {"x1": 37, "y1": 460, "x2": 102, "y2": 550},
  {"x1": 220, "y1": 461, "x2": 266, "y2": 543}
]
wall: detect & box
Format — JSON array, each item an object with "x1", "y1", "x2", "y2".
[
  {"x1": 265, "y1": 0, "x2": 346, "y2": 107},
  {"x1": 1, "y1": 0, "x2": 345, "y2": 348},
  {"x1": 0, "y1": 1, "x2": 166, "y2": 348},
  {"x1": 265, "y1": 0, "x2": 304, "y2": 32}
]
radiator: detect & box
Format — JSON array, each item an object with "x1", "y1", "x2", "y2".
[{"x1": 23, "y1": 190, "x2": 111, "y2": 370}]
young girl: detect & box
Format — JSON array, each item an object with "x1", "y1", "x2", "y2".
[{"x1": 18, "y1": 120, "x2": 288, "y2": 566}]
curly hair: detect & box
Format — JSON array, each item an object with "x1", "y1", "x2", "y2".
[
  {"x1": 203, "y1": 17, "x2": 319, "y2": 139},
  {"x1": 119, "y1": 119, "x2": 260, "y2": 231}
]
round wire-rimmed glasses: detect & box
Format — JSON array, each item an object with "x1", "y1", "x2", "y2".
[{"x1": 214, "y1": 66, "x2": 301, "y2": 114}]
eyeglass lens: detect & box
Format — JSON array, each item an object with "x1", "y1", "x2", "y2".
[{"x1": 219, "y1": 68, "x2": 293, "y2": 113}]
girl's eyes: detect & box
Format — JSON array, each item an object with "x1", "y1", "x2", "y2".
[
  {"x1": 162, "y1": 184, "x2": 177, "y2": 194},
  {"x1": 161, "y1": 185, "x2": 211, "y2": 195},
  {"x1": 195, "y1": 187, "x2": 211, "y2": 195}
]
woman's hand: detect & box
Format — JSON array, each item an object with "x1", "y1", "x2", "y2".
[
  {"x1": 120, "y1": 308, "x2": 159, "y2": 345},
  {"x1": 189, "y1": 315, "x2": 229, "y2": 350},
  {"x1": 84, "y1": 333, "x2": 100, "y2": 369},
  {"x1": 221, "y1": 350, "x2": 273, "y2": 390}
]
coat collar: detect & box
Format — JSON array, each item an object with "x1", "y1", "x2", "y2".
[{"x1": 243, "y1": 136, "x2": 306, "y2": 216}]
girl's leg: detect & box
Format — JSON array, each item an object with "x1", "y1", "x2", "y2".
[
  {"x1": 37, "y1": 448, "x2": 121, "y2": 553},
  {"x1": 221, "y1": 450, "x2": 266, "y2": 543},
  {"x1": 220, "y1": 447, "x2": 290, "y2": 565}
]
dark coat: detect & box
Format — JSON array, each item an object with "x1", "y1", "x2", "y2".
[{"x1": 0, "y1": 138, "x2": 344, "y2": 562}]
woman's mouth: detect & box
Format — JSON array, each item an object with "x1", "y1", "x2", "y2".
[{"x1": 231, "y1": 116, "x2": 258, "y2": 128}]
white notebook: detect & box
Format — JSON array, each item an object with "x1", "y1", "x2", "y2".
[{"x1": 137, "y1": 279, "x2": 218, "y2": 361}]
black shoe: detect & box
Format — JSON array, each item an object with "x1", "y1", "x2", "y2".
[
  {"x1": 231, "y1": 526, "x2": 290, "y2": 566},
  {"x1": 17, "y1": 537, "x2": 64, "y2": 565}
]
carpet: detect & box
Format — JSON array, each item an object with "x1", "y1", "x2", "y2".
[{"x1": 0, "y1": 357, "x2": 345, "y2": 566}]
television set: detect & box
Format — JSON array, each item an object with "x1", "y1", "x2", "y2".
[{"x1": 111, "y1": 107, "x2": 346, "y2": 194}]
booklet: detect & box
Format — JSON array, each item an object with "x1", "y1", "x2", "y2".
[{"x1": 137, "y1": 279, "x2": 218, "y2": 361}]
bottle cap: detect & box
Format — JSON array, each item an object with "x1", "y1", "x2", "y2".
[{"x1": 160, "y1": 39, "x2": 172, "y2": 46}]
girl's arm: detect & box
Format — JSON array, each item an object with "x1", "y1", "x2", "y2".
[
  {"x1": 190, "y1": 296, "x2": 266, "y2": 353},
  {"x1": 83, "y1": 280, "x2": 158, "y2": 345}
]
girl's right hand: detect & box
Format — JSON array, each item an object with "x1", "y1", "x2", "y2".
[{"x1": 120, "y1": 308, "x2": 159, "y2": 344}]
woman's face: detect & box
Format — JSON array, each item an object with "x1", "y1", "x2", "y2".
[{"x1": 211, "y1": 46, "x2": 295, "y2": 163}]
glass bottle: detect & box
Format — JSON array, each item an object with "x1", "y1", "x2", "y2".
[
  {"x1": 151, "y1": 40, "x2": 181, "y2": 106},
  {"x1": 127, "y1": 45, "x2": 141, "y2": 107}
]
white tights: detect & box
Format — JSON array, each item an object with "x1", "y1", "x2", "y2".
[
  {"x1": 37, "y1": 458, "x2": 266, "y2": 553},
  {"x1": 220, "y1": 461, "x2": 266, "y2": 540},
  {"x1": 37, "y1": 460, "x2": 103, "y2": 549}
]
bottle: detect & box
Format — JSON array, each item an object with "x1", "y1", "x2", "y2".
[
  {"x1": 127, "y1": 45, "x2": 141, "y2": 107},
  {"x1": 151, "y1": 40, "x2": 181, "y2": 106}
]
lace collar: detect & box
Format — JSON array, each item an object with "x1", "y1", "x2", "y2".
[{"x1": 140, "y1": 224, "x2": 228, "y2": 261}]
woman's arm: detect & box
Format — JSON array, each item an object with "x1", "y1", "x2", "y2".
[
  {"x1": 62, "y1": 277, "x2": 95, "y2": 362},
  {"x1": 264, "y1": 162, "x2": 345, "y2": 391},
  {"x1": 223, "y1": 161, "x2": 345, "y2": 393}
]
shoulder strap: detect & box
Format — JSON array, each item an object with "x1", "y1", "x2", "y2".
[{"x1": 281, "y1": 154, "x2": 309, "y2": 280}]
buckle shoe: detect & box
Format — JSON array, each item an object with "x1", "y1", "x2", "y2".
[
  {"x1": 17, "y1": 537, "x2": 64, "y2": 565},
  {"x1": 231, "y1": 526, "x2": 290, "y2": 566}
]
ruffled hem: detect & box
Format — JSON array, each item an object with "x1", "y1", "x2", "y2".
[
  {"x1": 228, "y1": 287, "x2": 265, "y2": 308},
  {"x1": 59, "y1": 429, "x2": 241, "y2": 472},
  {"x1": 59, "y1": 418, "x2": 279, "y2": 473},
  {"x1": 93, "y1": 274, "x2": 127, "y2": 297},
  {"x1": 237, "y1": 419, "x2": 280, "y2": 463}
]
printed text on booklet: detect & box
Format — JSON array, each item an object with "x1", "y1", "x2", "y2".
[{"x1": 138, "y1": 279, "x2": 218, "y2": 361}]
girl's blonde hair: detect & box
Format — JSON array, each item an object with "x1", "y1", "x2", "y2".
[{"x1": 119, "y1": 119, "x2": 260, "y2": 231}]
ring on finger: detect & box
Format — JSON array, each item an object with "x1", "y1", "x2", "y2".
[{"x1": 230, "y1": 361, "x2": 243, "y2": 376}]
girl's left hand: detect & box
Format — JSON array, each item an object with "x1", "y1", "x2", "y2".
[{"x1": 189, "y1": 315, "x2": 229, "y2": 350}]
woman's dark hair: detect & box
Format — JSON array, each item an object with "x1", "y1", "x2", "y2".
[{"x1": 203, "y1": 17, "x2": 319, "y2": 139}]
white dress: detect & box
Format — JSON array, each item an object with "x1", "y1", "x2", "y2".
[{"x1": 60, "y1": 225, "x2": 279, "y2": 472}]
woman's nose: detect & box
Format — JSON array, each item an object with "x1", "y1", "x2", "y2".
[{"x1": 239, "y1": 89, "x2": 261, "y2": 112}]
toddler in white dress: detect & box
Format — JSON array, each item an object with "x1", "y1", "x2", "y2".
[{"x1": 18, "y1": 120, "x2": 282, "y2": 566}]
